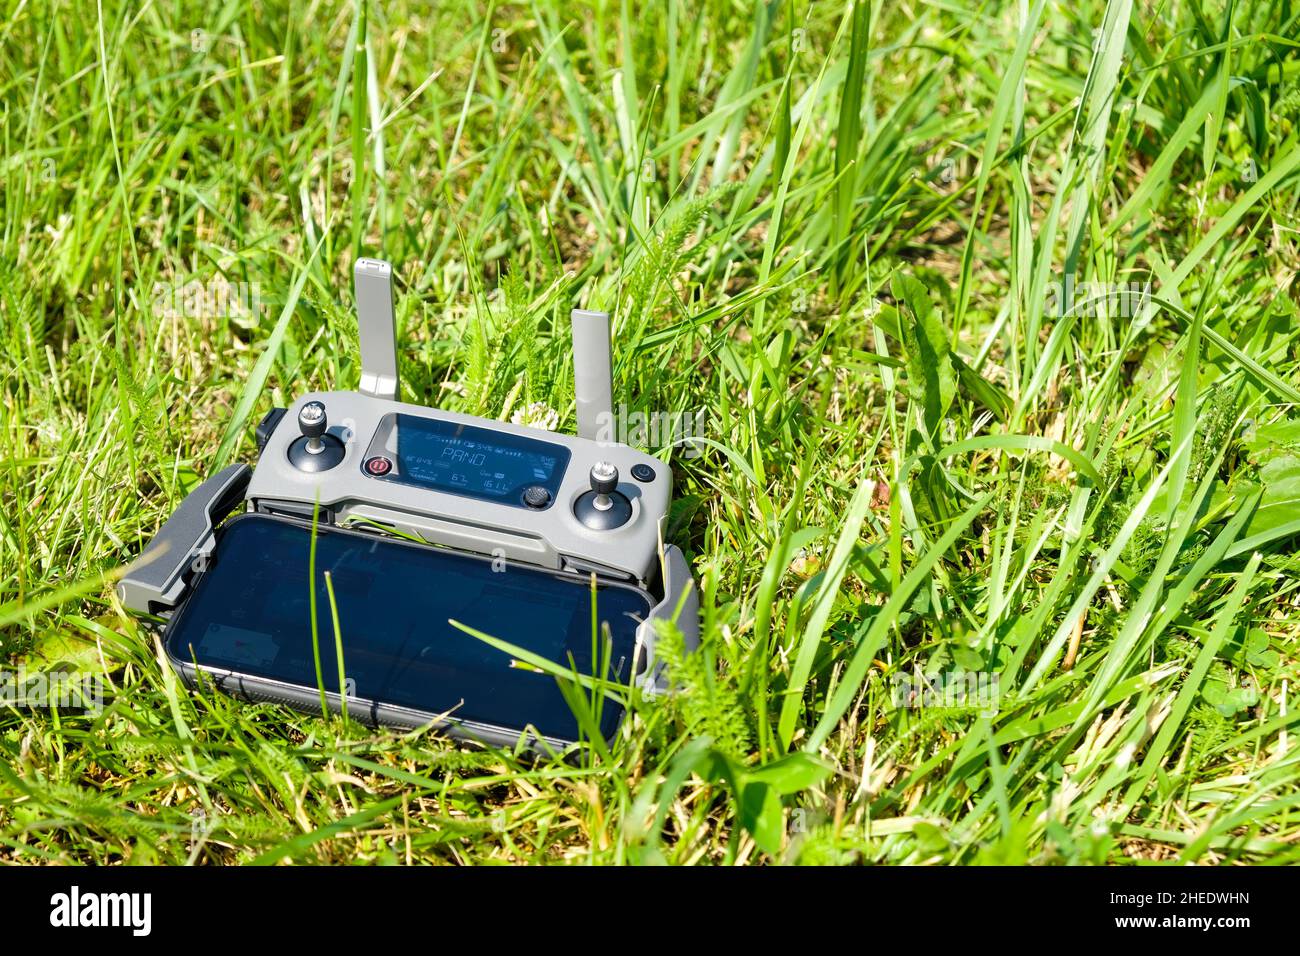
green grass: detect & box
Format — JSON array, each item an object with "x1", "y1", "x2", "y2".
[{"x1": 2, "y1": 0, "x2": 1300, "y2": 864}]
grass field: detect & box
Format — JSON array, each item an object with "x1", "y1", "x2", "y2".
[{"x1": 2, "y1": 0, "x2": 1300, "y2": 865}]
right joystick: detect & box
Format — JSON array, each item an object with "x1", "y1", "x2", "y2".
[
  {"x1": 575, "y1": 460, "x2": 632, "y2": 530},
  {"x1": 590, "y1": 461, "x2": 618, "y2": 501}
]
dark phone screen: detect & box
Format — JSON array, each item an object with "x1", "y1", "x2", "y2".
[{"x1": 165, "y1": 515, "x2": 650, "y2": 741}]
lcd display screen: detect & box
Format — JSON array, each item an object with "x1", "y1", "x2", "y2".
[
  {"x1": 165, "y1": 515, "x2": 651, "y2": 741},
  {"x1": 374, "y1": 414, "x2": 570, "y2": 508}
]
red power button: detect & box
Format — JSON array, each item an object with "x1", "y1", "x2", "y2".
[{"x1": 364, "y1": 456, "x2": 393, "y2": 476}]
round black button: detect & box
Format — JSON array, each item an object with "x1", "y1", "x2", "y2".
[
  {"x1": 631, "y1": 463, "x2": 656, "y2": 482},
  {"x1": 522, "y1": 485, "x2": 551, "y2": 508},
  {"x1": 364, "y1": 456, "x2": 393, "y2": 476}
]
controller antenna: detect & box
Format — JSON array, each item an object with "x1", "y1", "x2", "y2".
[
  {"x1": 355, "y1": 258, "x2": 399, "y2": 401},
  {"x1": 571, "y1": 308, "x2": 614, "y2": 442}
]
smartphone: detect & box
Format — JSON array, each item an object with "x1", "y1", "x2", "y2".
[{"x1": 163, "y1": 513, "x2": 653, "y2": 748}]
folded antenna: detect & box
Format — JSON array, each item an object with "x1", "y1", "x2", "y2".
[
  {"x1": 571, "y1": 308, "x2": 614, "y2": 442},
  {"x1": 355, "y1": 258, "x2": 399, "y2": 401}
]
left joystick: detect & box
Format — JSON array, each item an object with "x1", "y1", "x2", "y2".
[
  {"x1": 299, "y1": 401, "x2": 328, "y2": 453},
  {"x1": 288, "y1": 401, "x2": 345, "y2": 472}
]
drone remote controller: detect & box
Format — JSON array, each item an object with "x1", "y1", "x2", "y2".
[{"x1": 120, "y1": 259, "x2": 698, "y2": 749}]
